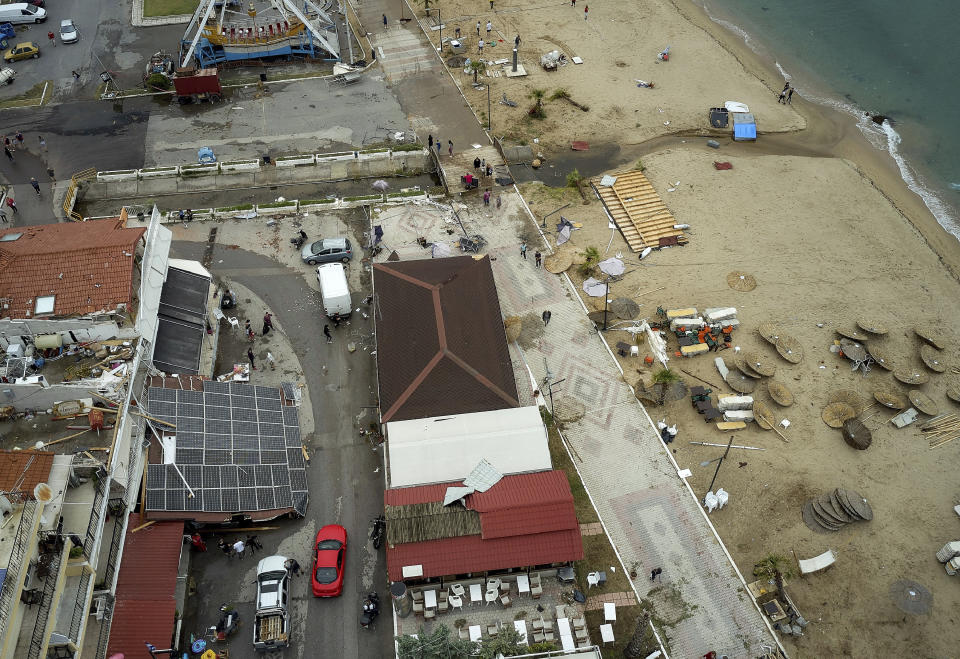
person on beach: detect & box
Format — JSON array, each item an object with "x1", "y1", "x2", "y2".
[
  {"x1": 782, "y1": 82, "x2": 790, "y2": 93},
  {"x1": 3, "y1": 147, "x2": 13, "y2": 162},
  {"x1": 428, "y1": 134, "x2": 433, "y2": 149},
  {"x1": 777, "y1": 88, "x2": 787, "y2": 104},
  {"x1": 5, "y1": 197, "x2": 17, "y2": 213},
  {"x1": 477, "y1": 21, "x2": 481, "y2": 36},
  {"x1": 247, "y1": 347, "x2": 256, "y2": 370},
  {"x1": 520, "y1": 241, "x2": 528, "y2": 259},
  {"x1": 324, "y1": 324, "x2": 332, "y2": 343},
  {"x1": 455, "y1": 26, "x2": 461, "y2": 39},
  {"x1": 584, "y1": 5, "x2": 588, "y2": 20},
  {"x1": 571, "y1": 0, "x2": 576, "y2": 6},
  {"x1": 535, "y1": 251, "x2": 542, "y2": 267},
  {"x1": 787, "y1": 87, "x2": 795, "y2": 104},
  {"x1": 486, "y1": 21, "x2": 492, "y2": 37},
  {"x1": 382, "y1": 13, "x2": 387, "y2": 28},
  {"x1": 448, "y1": 140, "x2": 453, "y2": 156},
  {"x1": 474, "y1": 156, "x2": 481, "y2": 171},
  {"x1": 483, "y1": 189, "x2": 491, "y2": 206},
  {"x1": 30, "y1": 177, "x2": 40, "y2": 196},
  {"x1": 478, "y1": 39, "x2": 484, "y2": 55}
]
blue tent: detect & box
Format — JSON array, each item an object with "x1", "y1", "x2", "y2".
[{"x1": 732, "y1": 112, "x2": 756, "y2": 141}]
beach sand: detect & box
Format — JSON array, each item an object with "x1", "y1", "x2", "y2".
[{"x1": 424, "y1": 0, "x2": 960, "y2": 655}]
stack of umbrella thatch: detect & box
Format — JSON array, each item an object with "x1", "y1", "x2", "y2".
[
  {"x1": 802, "y1": 489, "x2": 873, "y2": 533},
  {"x1": 922, "y1": 414, "x2": 960, "y2": 450}
]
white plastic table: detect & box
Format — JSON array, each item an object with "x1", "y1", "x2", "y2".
[
  {"x1": 600, "y1": 623, "x2": 615, "y2": 645},
  {"x1": 604, "y1": 601, "x2": 616, "y2": 621},
  {"x1": 560, "y1": 633, "x2": 575, "y2": 651},
  {"x1": 424, "y1": 589, "x2": 437, "y2": 609},
  {"x1": 558, "y1": 618, "x2": 575, "y2": 650},
  {"x1": 469, "y1": 583, "x2": 482, "y2": 604},
  {"x1": 513, "y1": 620, "x2": 528, "y2": 645},
  {"x1": 516, "y1": 574, "x2": 530, "y2": 596},
  {"x1": 469, "y1": 625, "x2": 482, "y2": 642}
]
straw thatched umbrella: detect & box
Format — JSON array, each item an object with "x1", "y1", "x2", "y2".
[
  {"x1": 839, "y1": 338, "x2": 868, "y2": 363},
  {"x1": 743, "y1": 351, "x2": 776, "y2": 377},
  {"x1": 946, "y1": 385, "x2": 960, "y2": 404},
  {"x1": 894, "y1": 367, "x2": 929, "y2": 386},
  {"x1": 889, "y1": 580, "x2": 932, "y2": 615},
  {"x1": 908, "y1": 390, "x2": 939, "y2": 416},
  {"x1": 842, "y1": 418, "x2": 872, "y2": 450},
  {"x1": 822, "y1": 402, "x2": 856, "y2": 428},
  {"x1": 753, "y1": 400, "x2": 775, "y2": 430},
  {"x1": 544, "y1": 250, "x2": 573, "y2": 274},
  {"x1": 836, "y1": 327, "x2": 870, "y2": 342},
  {"x1": 867, "y1": 343, "x2": 893, "y2": 370},
  {"x1": 767, "y1": 380, "x2": 794, "y2": 406},
  {"x1": 775, "y1": 335, "x2": 803, "y2": 364},
  {"x1": 734, "y1": 355, "x2": 763, "y2": 379},
  {"x1": 725, "y1": 370, "x2": 757, "y2": 394},
  {"x1": 919, "y1": 344, "x2": 947, "y2": 373},
  {"x1": 757, "y1": 322, "x2": 782, "y2": 345},
  {"x1": 857, "y1": 317, "x2": 888, "y2": 335},
  {"x1": 610, "y1": 297, "x2": 641, "y2": 320},
  {"x1": 726, "y1": 271, "x2": 757, "y2": 292},
  {"x1": 828, "y1": 389, "x2": 865, "y2": 415},
  {"x1": 504, "y1": 316, "x2": 523, "y2": 343},
  {"x1": 914, "y1": 325, "x2": 946, "y2": 350},
  {"x1": 874, "y1": 384, "x2": 908, "y2": 409}
]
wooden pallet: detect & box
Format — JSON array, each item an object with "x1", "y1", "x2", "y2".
[{"x1": 593, "y1": 171, "x2": 684, "y2": 251}]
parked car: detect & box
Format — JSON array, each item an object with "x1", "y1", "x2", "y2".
[
  {"x1": 301, "y1": 237, "x2": 352, "y2": 265},
  {"x1": 59, "y1": 19, "x2": 77, "y2": 43},
  {"x1": 254, "y1": 555, "x2": 290, "y2": 651},
  {"x1": 311, "y1": 524, "x2": 346, "y2": 597},
  {"x1": 0, "y1": 66, "x2": 13, "y2": 84},
  {"x1": 3, "y1": 41, "x2": 37, "y2": 62}
]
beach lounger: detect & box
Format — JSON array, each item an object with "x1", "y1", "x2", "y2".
[
  {"x1": 798, "y1": 549, "x2": 836, "y2": 575},
  {"x1": 716, "y1": 421, "x2": 747, "y2": 431},
  {"x1": 681, "y1": 343, "x2": 710, "y2": 357}
]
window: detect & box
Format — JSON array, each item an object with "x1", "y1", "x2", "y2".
[{"x1": 35, "y1": 296, "x2": 55, "y2": 315}]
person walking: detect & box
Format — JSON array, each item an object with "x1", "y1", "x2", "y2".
[
  {"x1": 448, "y1": 140, "x2": 453, "y2": 156},
  {"x1": 382, "y1": 13, "x2": 387, "y2": 28},
  {"x1": 247, "y1": 347, "x2": 256, "y2": 370},
  {"x1": 217, "y1": 537, "x2": 233, "y2": 559},
  {"x1": 262, "y1": 311, "x2": 273, "y2": 335},
  {"x1": 496, "y1": 195, "x2": 502, "y2": 209},
  {"x1": 232, "y1": 538, "x2": 246, "y2": 560},
  {"x1": 455, "y1": 26, "x2": 461, "y2": 39},
  {"x1": 473, "y1": 156, "x2": 481, "y2": 172},
  {"x1": 266, "y1": 351, "x2": 276, "y2": 370},
  {"x1": 514, "y1": 34, "x2": 521, "y2": 48},
  {"x1": 3, "y1": 147, "x2": 14, "y2": 162},
  {"x1": 584, "y1": 5, "x2": 589, "y2": 19},
  {"x1": 483, "y1": 189, "x2": 491, "y2": 206},
  {"x1": 244, "y1": 319, "x2": 254, "y2": 341},
  {"x1": 48, "y1": 31, "x2": 56, "y2": 47},
  {"x1": 542, "y1": 310, "x2": 552, "y2": 326},
  {"x1": 14, "y1": 132, "x2": 23, "y2": 146},
  {"x1": 486, "y1": 21, "x2": 492, "y2": 37},
  {"x1": 5, "y1": 196, "x2": 17, "y2": 214},
  {"x1": 428, "y1": 134, "x2": 433, "y2": 149},
  {"x1": 786, "y1": 87, "x2": 795, "y2": 104},
  {"x1": 650, "y1": 567, "x2": 662, "y2": 581},
  {"x1": 571, "y1": 0, "x2": 576, "y2": 6},
  {"x1": 478, "y1": 39, "x2": 484, "y2": 55},
  {"x1": 245, "y1": 535, "x2": 263, "y2": 555},
  {"x1": 323, "y1": 324, "x2": 332, "y2": 343},
  {"x1": 489, "y1": 0, "x2": 494, "y2": 10},
  {"x1": 777, "y1": 88, "x2": 787, "y2": 104},
  {"x1": 30, "y1": 177, "x2": 40, "y2": 196},
  {"x1": 72, "y1": 70, "x2": 81, "y2": 80},
  {"x1": 191, "y1": 532, "x2": 207, "y2": 552},
  {"x1": 285, "y1": 558, "x2": 301, "y2": 575},
  {"x1": 520, "y1": 241, "x2": 527, "y2": 259},
  {"x1": 476, "y1": 21, "x2": 481, "y2": 37},
  {"x1": 38, "y1": 135, "x2": 46, "y2": 150},
  {"x1": 534, "y1": 250, "x2": 542, "y2": 267}
]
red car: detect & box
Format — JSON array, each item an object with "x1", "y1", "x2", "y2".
[{"x1": 312, "y1": 524, "x2": 347, "y2": 597}]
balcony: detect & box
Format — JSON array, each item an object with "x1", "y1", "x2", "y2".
[
  {"x1": 13, "y1": 534, "x2": 71, "y2": 659},
  {"x1": 0, "y1": 498, "x2": 39, "y2": 659}
]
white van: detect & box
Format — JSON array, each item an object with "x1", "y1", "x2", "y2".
[
  {"x1": 316, "y1": 263, "x2": 351, "y2": 318},
  {"x1": 0, "y1": 4, "x2": 47, "y2": 24}
]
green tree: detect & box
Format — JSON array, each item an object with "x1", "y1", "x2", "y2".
[
  {"x1": 651, "y1": 368, "x2": 681, "y2": 405},
  {"x1": 576, "y1": 245, "x2": 600, "y2": 277},
  {"x1": 528, "y1": 88, "x2": 546, "y2": 119},
  {"x1": 469, "y1": 58, "x2": 487, "y2": 84},
  {"x1": 753, "y1": 553, "x2": 795, "y2": 599},
  {"x1": 624, "y1": 611, "x2": 658, "y2": 658},
  {"x1": 396, "y1": 624, "x2": 477, "y2": 658},
  {"x1": 477, "y1": 625, "x2": 527, "y2": 658}
]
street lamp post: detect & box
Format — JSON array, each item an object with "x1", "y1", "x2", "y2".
[
  {"x1": 487, "y1": 83, "x2": 491, "y2": 131},
  {"x1": 703, "y1": 436, "x2": 735, "y2": 503}
]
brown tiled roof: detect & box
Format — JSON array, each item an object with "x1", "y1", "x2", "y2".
[
  {"x1": 0, "y1": 450, "x2": 54, "y2": 498},
  {"x1": 374, "y1": 256, "x2": 519, "y2": 423},
  {"x1": 384, "y1": 471, "x2": 583, "y2": 579},
  {"x1": 0, "y1": 218, "x2": 144, "y2": 319}
]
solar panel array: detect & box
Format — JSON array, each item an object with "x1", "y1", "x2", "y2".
[{"x1": 144, "y1": 380, "x2": 308, "y2": 516}]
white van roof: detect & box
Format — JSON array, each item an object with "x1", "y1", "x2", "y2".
[{"x1": 316, "y1": 263, "x2": 349, "y2": 296}]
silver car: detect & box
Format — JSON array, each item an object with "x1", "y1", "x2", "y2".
[
  {"x1": 301, "y1": 237, "x2": 352, "y2": 265},
  {"x1": 59, "y1": 19, "x2": 78, "y2": 44}
]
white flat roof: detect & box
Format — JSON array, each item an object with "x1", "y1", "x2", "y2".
[{"x1": 385, "y1": 406, "x2": 551, "y2": 488}]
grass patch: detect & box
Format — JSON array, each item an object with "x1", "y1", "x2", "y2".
[
  {"x1": 546, "y1": 423, "x2": 598, "y2": 523},
  {"x1": 387, "y1": 190, "x2": 425, "y2": 198},
  {"x1": 143, "y1": 0, "x2": 200, "y2": 17},
  {"x1": 392, "y1": 143, "x2": 425, "y2": 152},
  {"x1": 343, "y1": 194, "x2": 383, "y2": 202},
  {"x1": 300, "y1": 198, "x2": 336, "y2": 205},
  {"x1": 0, "y1": 80, "x2": 50, "y2": 109},
  {"x1": 257, "y1": 201, "x2": 296, "y2": 209},
  {"x1": 215, "y1": 204, "x2": 254, "y2": 213}
]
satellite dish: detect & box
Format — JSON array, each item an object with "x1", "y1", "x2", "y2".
[{"x1": 33, "y1": 483, "x2": 52, "y2": 503}]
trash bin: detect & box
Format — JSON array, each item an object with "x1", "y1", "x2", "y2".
[{"x1": 259, "y1": 73, "x2": 267, "y2": 82}]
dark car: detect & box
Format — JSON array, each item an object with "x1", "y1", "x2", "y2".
[
  {"x1": 311, "y1": 524, "x2": 346, "y2": 597},
  {"x1": 300, "y1": 237, "x2": 352, "y2": 265}
]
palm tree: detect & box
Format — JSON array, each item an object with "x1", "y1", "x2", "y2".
[
  {"x1": 753, "y1": 553, "x2": 795, "y2": 599},
  {"x1": 624, "y1": 612, "x2": 656, "y2": 658},
  {"x1": 469, "y1": 58, "x2": 487, "y2": 84},
  {"x1": 651, "y1": 368, "x2": 681, "y2": 405},
  {"x1": 528, "y1": 88, "x2": 546, "y2": 118}
]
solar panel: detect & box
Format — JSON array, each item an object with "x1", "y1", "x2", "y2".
[
  {"x1": 258, "y1": 423, "x2": 283, "y2": 438},
  {"x1": 233, "y1": 421, "x2": 259, "y2": 436},
  {"x1": 238, "y1": 488, "x2": 257, "y2": 510},
  {"x1": 257, "y1": 488, "x2": 276, "y2": 510},
  {"x1": 146, "y1": 465, "x2": 166, "y2": 489},
  {"x1": 150, "y1": 401, "x2": 176, "y2": 417},
  {"x1": 202, "y1": 468, "x2": 221, "y2": 489},
  {"x1": 281, "y1": 382, "x2": 297, "y2": 400},
  {"x1": 205, "y1": 419, "x2": 232, "y2": 435},
  {"x1": 230, "y1": 382, "x2": 255, "y2": 397},
  {"x1": 177, "y1": 431, "x2": 204, "y2": 448},
  {"x1": 166, "y1": 489, "x2": 186, "y2": 510},
  {"x1": 178, "y1": 417, "x2": 205, "y2": 433},
  {"x1": 204, "y1": 392, "x2": 231, "y2": 408},
  {"x1": 220, "y1": 466, "x2": 238, "y2": 488},
  {"x1": 178, "y1": 403, "x2": 205, "y2": 419},
  {"x1": 184, "y1": 491, "x2": 204, "y2": 511},
  {"x1": 258, "y1": 397, "x2": 282, "y2": 412},
  {"x1": 258, "y1": 410, "x2": 284, "y2": 425},
  {"x1": 261, "y1": 451, "x2": 286, "y2": 464},
  {"x1": 254, "y1": 465, "x2": 273, "y2": 487},
  {"x1": 232, "y1": 436, "x2": 259, "y2": 451},
  {"x1": 146, "y1": 489, "x2": 165, "y2": 509},
  {"x1": 293, "y1": 492, "x2": 308, "y2": 516},
  {"x1": 177, "y1": 448, "x2": 203, "y2": 465},
  {"x1": 182, "y1": 465, "x2": 203, "y2": 489},
  {"x1": 203, "y1": 489, "x2": 222, "y2": 511},
  {"x1": 282, "y1": 407, "x2": 299, "y2": 426},
  {"x1": 205, "y1": 434, "x2": 231, "y2": 451},
  {"x1": 206, "y1": 404, "x2": 231, "y2": 420},
  {"x1": 275, "y1": 487, "x2": 293, "y2": 509},
  {"x1": 203, "y1": 450, "x2": 233, "y2": 465},
  {"x1": 255, "y1": 386, "x2": 280, "y2": 400},
  {"x1": 260, "y1": 436, "x2": 284, "y2": 452},
  {"x1": 150, "y1": 388, "x2": 177, "y2": 402},
  {"x1": 290, "y1": 469, "x2": 308, "y2": 491},
  {"x1": 272, "y1": 465, "x2": 290, "y2": 486},
  {"x1": 232, "y1": 407, "x2": 258, "y2": 423},
  {"x1": 235, "y1": 450, "x2": 260, "y2": 465},
  {"x1": 179, "y1": 389, "x2": 204, "y2": 405},
  {"x1": 286, "y1": 449, "x2": 305, "y2": 469},
  {"x1": 284, "y1": 427, "x2": 301, "y2": 447},
  {"x1": 237, "y1": 467, "x2": 256, "y2": 488},
  {"x1": 220, "y1": 488, "x2": 239, "y2": 512}
]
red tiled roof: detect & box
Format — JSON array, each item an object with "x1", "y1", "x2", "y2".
[
  {"x1": 108, "y1": 513, "x2": 184, "y2": 657},
  {"x1": 374, "y1": 257, "x2": 519, "y2": 423},
  {"x1": 0, "y1": 450, "x2": 54, "y2": 498},
  {"x1": 386, "y1": 528, "x2": 583, "y2": 581},
  {"x1": 0, "y1": 218, "x2": 144, "y2": 318},
  {"x1": 384, "y1": 471, "x2": 583, "y2": 579}
]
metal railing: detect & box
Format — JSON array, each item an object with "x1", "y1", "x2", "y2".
[
  {"x1": 98, "y1": 499, "x2": 126, "y2": 593},
  {"x1": 62, "y1": 168, "x2": 96, "y2": 221},
  {"x1": 26, "y1": 542, "x2": 65, "y2": 659},
  {"x1": 92, "y1": 595, "x2": 114, "y2": 659},
  {"x1": 0, "y1": 498, "x2": 37, "y2": 644},
  {"x1": 83, "y1": 472, "x2": 108, "y2": 560},
  {"x1": 67, "y1": 569, "x2": 91, "y2": 644}
]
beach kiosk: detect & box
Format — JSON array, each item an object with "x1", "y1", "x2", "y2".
[{"x1": 732, "y1": 112, "x2": 757, "y2": 141}]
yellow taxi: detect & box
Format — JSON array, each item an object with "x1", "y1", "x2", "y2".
[{"x1": 3, "y1": 42, "x2": 40, "y2": 63}]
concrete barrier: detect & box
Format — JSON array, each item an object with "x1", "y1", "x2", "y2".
[
  {"x1": 255, "y1": 202, "x2": 299, "y2": 215},
  {"x1": 179, "y1": 163, "x2": 220, "y2": 177},
  {"x1": 97, "y1": 170, "x2": 138, "y2": 182},
  {"x1": 276, "y1": 155, "x2": 316, "y2": 167},
  {"x1": 138, "y1": 166, "x2": 180, "y2": 179},
  {"x1": 219, "y1": 159, "x2": 261, "y2": 173}
]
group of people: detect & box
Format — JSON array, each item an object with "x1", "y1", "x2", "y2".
[
  {"x1": 245, "y1": 311, "x2": 276, "y2": 371},
  {"x1": 778, "y1": 82, "x2": 795, "y2": 104},
  {"x1": 519, "y1": 241, "x2": 543, "y2": 268}
]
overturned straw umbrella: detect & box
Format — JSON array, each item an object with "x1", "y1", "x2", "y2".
[
  {"x1": 822, "y1": 402, "x2": 856, "y2": 428},
  {"x1": 743, "y1": 351, "x2": 776, "y2": 377},
  {"x1": 726, "y1": 271, "x2": 757, "y2": 292},
  {"x1": 504, "y1": 316, "x2": 523, "y2": 343},
  {"x1": 947, "y1": 385, "x2": 960, "y2": 404},
  {"x1": 757, "y1": 322, "x2": 782, "y2": 345},
  {"x1": 867, "y1": 343, "x2": 894, "y2": 370},
  {"x1": 775, "y1": 335, "x2": 803, "y2": 364},
  {"x1": 839, "y1": 338, "x2": 868, "y2": 364},
  {"x1": 894, "y1": 366, "x2": 930, "y2": 386},
  {"x1": 828, "y1": 389, "x2": 865, "y2": 415},
  {"x1": 836, "y1": 327, "x2": 870, "y2": 342},
  {"x1": 767, "y1": 380, "x2": 794, "y2": 407},
  {"x1": 544, "y1": 250, "x2": 573, "y2": 274},
  {"x1": 920, "y1": 344, "x2": 947, "y2": 373},
  {"x1": 725, "y1": 370, "x2": 757, "y2": 394},
  {"x1": 914, "y1": 325, "x2": 947, "y2": 350},
  {"x1": 874, "y1": 384, "x2": 908, "y2": 410},
  {"x1": 908, "y1": 390, "x2": 939, "y2": 416},
  {"x1": 734, "y1": 355, "x2": 763, "y2": 379},
  {"x1": 857, "y1": 317, "x2": 888, "y2": 335},
  {"x1": 754, "y1": 400, "x2": 775, "y2": 430}
]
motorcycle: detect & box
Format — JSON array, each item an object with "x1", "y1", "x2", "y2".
[
  {"x1": 291, "y1": 230, "x2": 308, "y2": 250},
  {"x1": 211, "y1": 603, "x2": 239, "y2": 640},
  {"x1": 359, "y1": 592, "x2": 380, "y2": 629},
  {"x1": 370, "y1": 515, "x2": 385, "y2": 550}
]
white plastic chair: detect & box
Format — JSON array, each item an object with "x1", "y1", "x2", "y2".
[
  {"x1": 449, "y1": 594, "x2": 463, "y2": 611},
  {"x1": 587, "y1": 571, "x2": 600, "y2": 588}
]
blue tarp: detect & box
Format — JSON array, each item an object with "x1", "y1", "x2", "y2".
[{"x1": 732, "y1": 112, "x2": 756, "y2": 141}]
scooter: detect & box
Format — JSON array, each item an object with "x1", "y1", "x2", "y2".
[
  {"x1": 359, "y1": 592, "x2": 380, "y2": 629},
  {"x1": 370, "y1": 515, "x2": 385, "y2": 550},
  {"x1": 291, "y1": 230, "x2": 308, "y2": 250},
  {"x1": 211, "y1": 603, "x2": 239, "y2": 640}
]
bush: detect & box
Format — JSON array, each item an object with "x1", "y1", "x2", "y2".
[
  {"x1": 145, "y1": 72, "x2": 171, "y2": 90},
  {"x1": 566, "y1": 169, "x2": 583, "y2": 188},
  {"x1": 576, "y1": 245, "x2": 600, "y2": 277}
]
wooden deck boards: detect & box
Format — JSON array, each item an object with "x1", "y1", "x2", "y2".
[{"x1": 593, "y1": 171, "x2": 685, "y2": 251}]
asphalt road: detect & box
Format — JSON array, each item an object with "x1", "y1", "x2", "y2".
[{"x1": 170, "y1": 240, "x2": 391, "y2": 659}]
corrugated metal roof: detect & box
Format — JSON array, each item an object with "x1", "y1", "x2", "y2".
[
  {"x1": 374, "y1": 257, "x2": 519, "y2": 423},
  {"x1": 107, "y1": 513, "x2": 184, "y2": 656}
]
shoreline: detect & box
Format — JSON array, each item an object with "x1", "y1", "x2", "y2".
[{"x1": 665, "y1": 0, "x2": 960, "y2": 280}]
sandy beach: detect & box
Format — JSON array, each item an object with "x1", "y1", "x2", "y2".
[{"x1": 412, "y1": 0, "x2": 960, "y2": 655}]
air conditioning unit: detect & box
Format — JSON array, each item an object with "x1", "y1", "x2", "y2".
[{"x1": 90, "y1": 597, "x2": 106, "y2": 620}]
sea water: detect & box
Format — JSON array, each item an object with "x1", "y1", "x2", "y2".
[{"x1": 695, "y1": 0, "x2": 960, "y2": 240}]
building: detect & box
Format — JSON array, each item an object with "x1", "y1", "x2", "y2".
[
  {"x1": 384, "y1": 470, "x2": 583, "y2": 582},
  {"x1": 373, "y1": 256, "x2": 520, "y2": 424}
]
